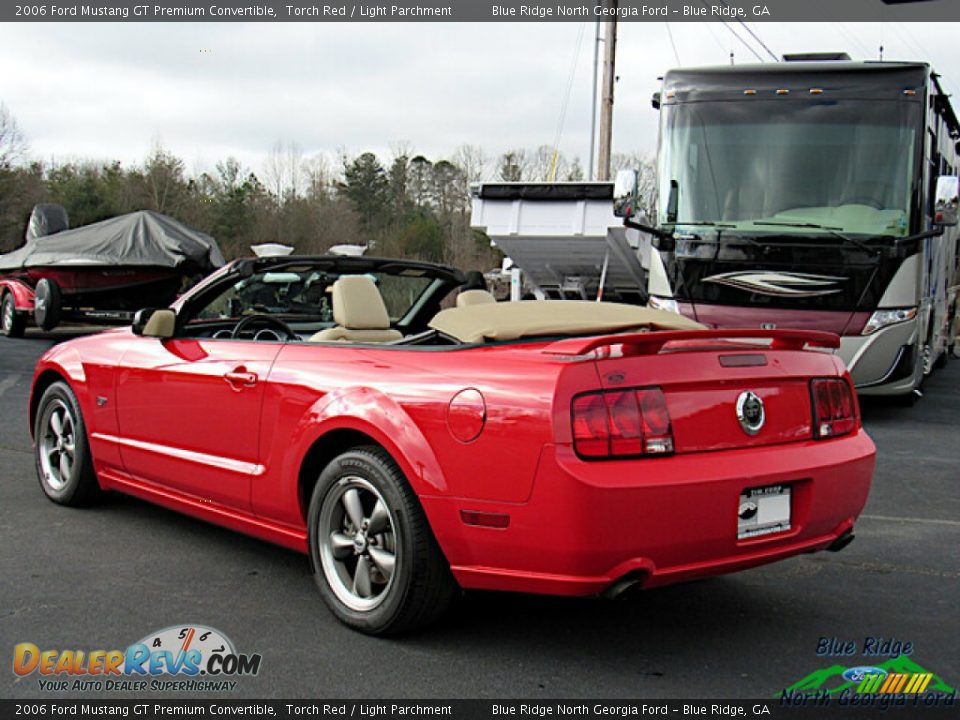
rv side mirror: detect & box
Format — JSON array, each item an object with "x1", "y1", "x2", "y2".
[
  {"x1": 613, "y1": 169, "x2": 640, "y2": 218},
  {"x1": 133, "y1": 308, "x2": 176, "y2": 339},
  {"x1": 934, "y1": 175, "x2": 959, "y2": 227}
]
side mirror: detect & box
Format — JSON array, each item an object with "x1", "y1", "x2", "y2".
[
  {"x1": 613, "y1": 169, "x2": 640, "y2": 218},
  {"x1": 132, "y1": 308, "x2": 176, "y2": 338},
  {"x1": 934, "y1": 175, "x2": 959, "y2": 227}
]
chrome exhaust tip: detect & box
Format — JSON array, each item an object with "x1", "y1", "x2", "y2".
[
  {"x1": 827, "y1": 529, "x2": 855, "y2": 553},
  {"x1": 602, "y1": 572, "x2": 646, "y2": 599}
]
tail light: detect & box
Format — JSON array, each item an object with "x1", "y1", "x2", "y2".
[
  {"x1": 572, "y1": 387, "x2": 674, "y2": 459},
  {"x1": 811, "y1": 378, "x2": 857, "y2": 438}
]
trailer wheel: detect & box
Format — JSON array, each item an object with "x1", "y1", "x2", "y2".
[
  {"x1": 1, "y1": 293, "x2": 26, "y2": 338},
  {"x1": 34, "y1": 278, "x2": 62, "y2": 331}
]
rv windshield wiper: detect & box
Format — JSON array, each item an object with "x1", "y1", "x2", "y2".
[
  {"x1": 673, "y1": 221, "x2": 762, "y2": 248},
  {"x1": 752, "y1": 221, "x2": 879, "y2": 255},
  {"x1": 622, "y1": 218, "x2": 677, "y2": 242}
]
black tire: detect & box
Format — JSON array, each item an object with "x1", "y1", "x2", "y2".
[
  {"x1": 1, "y1": 293, "x2": 26, "y2": 338},
  {"x1": 893, "y1": 390, "x2": 919, "y2": 408},
  {"x1": 934, "y1": 347, "x2": 949, "y2": 370},
  {"x1": 34, "y1": 278, "x2": 62, "y2": 331},
  {"x1": 307, "y1": 446, "x2": 456, "y2": 635},
  {"x1": 33, "y1": 381, "x2": 100, "y2": 506}
]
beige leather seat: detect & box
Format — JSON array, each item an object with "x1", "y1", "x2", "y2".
[
  {"x1": 309, "y1": 276, "x2": 402, "y2": 343},
  {"x1": 456, "y1": 289, "x2": 496, "y2": 308}
]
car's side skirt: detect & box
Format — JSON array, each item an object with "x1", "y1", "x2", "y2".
[{"x1": 97, "y1": 467, "x2": 309, "y2": 554}]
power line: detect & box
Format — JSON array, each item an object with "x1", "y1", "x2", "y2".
[
  {"x1": 832, "y1": 22, "x2": 871, "y2": 59},
  {"x1": 697, "y1": 1, "x2": 765, "y2": 63},
  {"x1": 665, "y1": 22, "x2": 682, "y2": 66},
  {"x1": 549, "y1": 21, "x2": 587, "y2": 181},
  {"x1": 893, "y1": 24, "x2": 960, "y2": 100},
  {"x1": 712, "y1": 0, "x2": 777, "y2": 61},
  {"x1": 734, "y1": 20, "x2": 778, "y2": 62},
  {"x1": 720, "y1": 20, "x2": 766, "y2": 62},
  {"x1": 702, "y1": 21, "x2": 729, "y2": 59}
]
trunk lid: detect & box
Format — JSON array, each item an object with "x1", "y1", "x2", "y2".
[{"x1": 550, "y1": 329, "x2": 840, "y2": 454}]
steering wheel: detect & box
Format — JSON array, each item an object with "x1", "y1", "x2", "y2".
[{"x1": 231, "y1": 314, "x2": 297, "y2": 341}]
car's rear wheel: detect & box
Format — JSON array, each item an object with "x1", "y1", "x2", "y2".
[
  {"x1": 308, "y1": 446, "x2": 456, "y2": 634},
  {"x1": 1, "y1": 293, "x2": 26, "y2": 338},
  {"x1": 34, "y1": 381, "x2": 100, "y2": 505}
]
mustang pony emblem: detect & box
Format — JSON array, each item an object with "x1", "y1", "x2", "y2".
[
  {"x1": 703, "y1": 271, "x2": 846, "y2": 297},
  {"x1": 736, "y1": 391, "x2": 766, "y2": 436}
]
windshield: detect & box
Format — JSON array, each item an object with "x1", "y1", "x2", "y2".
[
  {"x1": 192, "y1": 266, "x2": 436, "y2": 324},
  {"x1": 658, "y1": 99, "x2": 921, "y2": 236}
]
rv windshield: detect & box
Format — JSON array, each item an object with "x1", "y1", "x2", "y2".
[{"x1": 658, "y1": 100, "x2": 921, "y2": 236}]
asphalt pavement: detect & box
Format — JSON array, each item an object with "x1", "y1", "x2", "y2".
[{"x1": 1, "y1": 327, "x2": 957, "y2": 699}]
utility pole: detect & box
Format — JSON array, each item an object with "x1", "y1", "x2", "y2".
[
  {"x1": 588, "y1": 15, "x2": 601, "y2": 181},
  {"x1": 596, "y1": 2, "x2": 617, "y2": 181}
]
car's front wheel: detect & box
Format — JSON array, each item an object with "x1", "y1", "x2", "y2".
[
  {"x1": 34, "y1": 381, "x2": 100, "y2": 505},
  {"x1": 308, "y1": 446, "x2": 456, "y2": 634}
]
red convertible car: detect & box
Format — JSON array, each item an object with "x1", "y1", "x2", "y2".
[{"x1": 29, "y1": 254, "x2": 876, "y2": 634}]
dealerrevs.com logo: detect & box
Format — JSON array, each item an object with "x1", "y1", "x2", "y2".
[{"x1": 13, "y1": 624, "x2": 262, "y2": 692}]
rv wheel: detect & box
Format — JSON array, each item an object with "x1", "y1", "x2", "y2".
[{"x1": 34, "y1": 278, "x2": 62, "y2": 331}]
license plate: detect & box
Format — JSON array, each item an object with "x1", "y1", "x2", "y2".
[{"x1": 738, "y1": 484, "x2": 791, "y2": 539}]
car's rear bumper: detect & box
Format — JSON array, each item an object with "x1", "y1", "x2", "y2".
[{"x1": 423, "y1": 430, "x2": 876, "y2": 595}]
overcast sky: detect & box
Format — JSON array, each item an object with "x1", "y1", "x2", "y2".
[{"x1": 1, "y1": 21, "x2": 958, "y2": 178}]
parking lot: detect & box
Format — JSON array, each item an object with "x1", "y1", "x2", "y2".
[{"x1": 1, "y1": 328, "x2": 958, "y2": 699}]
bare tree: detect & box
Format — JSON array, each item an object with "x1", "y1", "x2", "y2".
[
  {"x1": 303, "y1": 153, "x2": 333, "y2": 200},
  {"x1": 531, "y1": 145, "x2": 570, "y2": 182},
  {"x1": 286, "y1": 141, "x2": 303, "y2": 199},
  {"x1": 389, "y1": 141, "x2": 414, "y2": 163},
  {"x1": 263, "y1": 141, "x2": 285, "y2": 201},
  {"x1": 452, "y1": 144, "x2": 488, "y2": 184},
  {"x1": 215, "y1": 156, "x2": 245, "y2": 192},
  {"x1": 263, "y1": 140, "x2": 303, "y2": 201},
  {"x1": 138, "y1": 140, "x2": 186, "y2": 214},
  {"x1": 0, "y1": 103, "x2": 28, "y2": 168},
  {"x1": 613, "y1": 151, "x2": 658, "y2": 218},
  {"x1": 497, "y1": 150, "x2": 528, "y2": 182}
]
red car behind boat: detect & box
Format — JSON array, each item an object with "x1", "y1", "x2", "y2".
[{"x1": 28, "y1": 254, "x2": 876, "y2": 634}]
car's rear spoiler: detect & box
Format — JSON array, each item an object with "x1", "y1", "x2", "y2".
[{"x1": 542, "y1": 328, "x2": 841, "y2": 357}]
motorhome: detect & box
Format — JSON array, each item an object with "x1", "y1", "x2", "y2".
[{"x1": 624, "y1": 56, "x2": 960, "y2": 399}]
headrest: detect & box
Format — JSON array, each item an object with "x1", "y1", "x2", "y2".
[
  {"x1": 332, "y1": 276, "x2": 391, "y2": 330},
  {"x1": 456, "y1": 289, "x2": 496, "y2": 308}
]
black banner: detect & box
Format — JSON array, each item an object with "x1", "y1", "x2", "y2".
[
  {"x1": 5, "y1": 0, "x2": 960, "y2": 23},
  {"x1": 2, "y1": 699, "x2": 960, "y2": 720}
]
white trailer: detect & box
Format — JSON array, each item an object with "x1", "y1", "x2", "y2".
[{"x1": 470, "y1": 182, "x2": 650, "y2": 304}]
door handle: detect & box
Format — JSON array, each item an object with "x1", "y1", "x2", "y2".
[{"x1": 224, "y1": 370, "x2": 258, "y2": 388}]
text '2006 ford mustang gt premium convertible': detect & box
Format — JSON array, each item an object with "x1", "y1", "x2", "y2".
[{"x1": 29, "y1": 254, "x2": 876, "y2": 634}]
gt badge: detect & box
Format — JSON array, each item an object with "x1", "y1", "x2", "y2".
[{"x1": 736, "y1": 391, "x2": 765, "y2": 436}]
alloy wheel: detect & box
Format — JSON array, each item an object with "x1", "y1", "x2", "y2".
[
  {"x1": 1, "y1": 297, "x2": 12, "y2": 333},
  {"x1": 317, "y1": 476, "x2": 398, "y2": 612},
  {"x1": 38, "y1": 399, "x2": 77, "y2": 491}
]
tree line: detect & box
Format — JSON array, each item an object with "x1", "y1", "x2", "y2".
[{"x1": 0, "y1": 103, "x2": 656, "y2": 273}]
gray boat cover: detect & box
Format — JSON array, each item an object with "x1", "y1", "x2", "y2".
[{"x1": 0, "y1": 210, "x2": 225, "y2": 271}]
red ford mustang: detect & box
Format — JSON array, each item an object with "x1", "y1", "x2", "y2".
[{"x1": 29, "y1": 255, "x2": 876, "y2": 634}]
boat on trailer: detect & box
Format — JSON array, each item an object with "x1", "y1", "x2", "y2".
[{"x1": 0, "y1": 204, "x2": 224, "y2": 337}]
